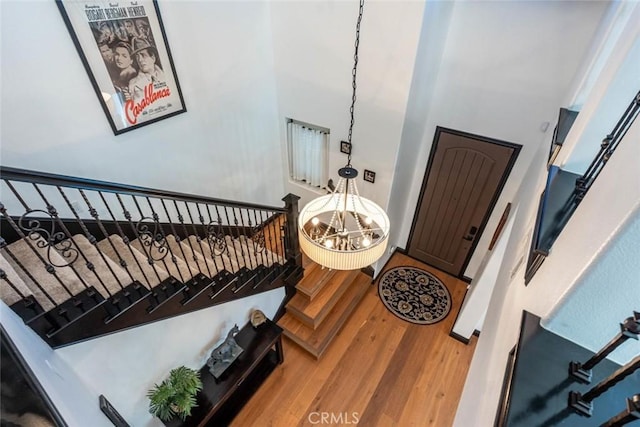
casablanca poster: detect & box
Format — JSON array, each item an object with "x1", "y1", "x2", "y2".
[{"x1": 57, "y1": 0, "x2": 186, "y2": 134}]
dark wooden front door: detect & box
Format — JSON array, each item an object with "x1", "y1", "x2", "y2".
[{"x1": 408, "y1": 127, "x2": 520, "y2": 277}]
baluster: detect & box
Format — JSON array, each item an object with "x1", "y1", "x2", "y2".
[
  {"x1": 251, "y1": 209, "x2": 268, "y2": 267},
  {"x1": 129, "y1": 196, "x2": 168, "y2": 286},
  {"x1": 278, "y1": 210, "x2": 288, "y2": 262},
  {"x1": 570, "y1": 312, "x2": 640, "y2": 383},
  {"x1": 172, "y1": 200, "x2": 204, "y2": 276},
  {"x1": 600, "y1": 394, "x2": 640, "y2": 427},
  {"x1": 203, "y1": 204, "x2": 224, "y2": 271},
  {"x1": 160, "y1": 199, "x2": 195, "y2": 280},
  {"x1": 145, "y1": 197, "x2": 182, "y2": 284},
  {"x1": 235, "y1": 206, "x2": 252, "y2": 268},
  {"x1": 30, "y1": 184, "x2": 106, "y2": 301},
  {"x1": 207, "y1": 205, "x2": 234, "y2": 271},
  {"x1": 1, "y1": 243, "x2": 57, "y2": 308},
  {"x1": 54, "y1": 187, "x2": 127, "y2": 297},
  {"x1": 223, "y1": 206, "x2": 243, "y2": 269},
  {"x1": 75, "y1": 189, "x2": 133, "y2": 291},
  {"x1": 249, "y1": 209, "x2": 262, "y2": 265},
  {"x1": 185, "y1": 202, "x2": 212, "y2": 277},
  {"x1": 102, "y1": 193, "x2": 151, "y2": 289},
  {"x1": 0, "y1": 203, "x2": 76, "y2": 304},
  {"x1": 193, "y1": 203, "x2": 213, "y2": 277},
  {"x1": 0, "y1": 268, "x2": 25, "y2": 299},
  {"x1": 0, "y1": 237, "x2": 33, "y2": 302},
  {"x1": 569, "y1": 355, "x2": 640, "y2": 417},
  {"x1": 115, "y1": 194, "x2": 162, "y2": 286},
  {"x1": 259, "y1": 209, "x2": 275, "y2": 266}
]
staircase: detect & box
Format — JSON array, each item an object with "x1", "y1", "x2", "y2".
[
  {"x1": 0, "y1": 167, "x2": 304, "y2": 348},
  {"x1": 278, "y1": 256, "x2": 370, "y2": 359}
]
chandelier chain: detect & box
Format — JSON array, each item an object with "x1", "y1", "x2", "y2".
[{"x1": 347, "y1": 0, "x2": 364, "y2": 167}]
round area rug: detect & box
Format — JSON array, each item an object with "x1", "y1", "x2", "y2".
[{"x1": 378, "y1": 266, "x2": 451, "y2": 325}]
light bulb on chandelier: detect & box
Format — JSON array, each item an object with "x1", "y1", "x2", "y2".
[{"x1": 298, "y1": 0, "x2": 390, "y2": 270}]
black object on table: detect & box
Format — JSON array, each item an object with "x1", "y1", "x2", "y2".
[{"x1": 164, "y1": 319, "x2": 283, "y2": 427}]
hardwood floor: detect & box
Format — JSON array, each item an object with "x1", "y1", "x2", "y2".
[{"x1": 232, "y1": 253, "x2": 477, "y2": 426}]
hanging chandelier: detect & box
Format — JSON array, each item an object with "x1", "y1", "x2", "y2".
[{"x1": 298, "y1": 0, "x2": 390, "y2": 271}]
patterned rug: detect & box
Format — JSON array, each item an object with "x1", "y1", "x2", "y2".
[{"x1": 378, "y1": 266, "x2": 451, "y2": 325}]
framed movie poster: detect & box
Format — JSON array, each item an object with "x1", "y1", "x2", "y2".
[{"x1": 56, "y1": 0, "x2": 186, "y2": 134}]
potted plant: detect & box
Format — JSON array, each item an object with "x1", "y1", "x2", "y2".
[{"x1": 147, "y1": 366, "x2": 203, "y2": 422}]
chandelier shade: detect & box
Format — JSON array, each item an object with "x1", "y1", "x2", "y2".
[
  {"x1": 297, "y1": 0, "x2": 389, "y2": 271},
  {"x1": 298, "y1": 170, "x2": 390, "y2": 270}
]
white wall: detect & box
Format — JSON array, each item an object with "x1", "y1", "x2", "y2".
[
  {"x1": 391, "y1": 0, "x2": 609, "y2": 278},
  {"x1": 380, "y1": 0, "x2": 454, "y2": 272},
  {"x1": 0, "y1": 0, "x2": 285, "y2": 207},
  {"x1": 270, "y1": 0, "x2": 425, "y2": 239},
  {"x1": 454, "y1": 5, "x2": 640, "y2": 422},
  {"x1": 1, "y1": 1, "x2": 287, "y2": 425},
  {"x1": 560, "y1": 7, "x2": 640, "y2": 174},
  {"x1": 451, "y1": 206, "x2": 518, "y2": 339},
  {"x1": 56, "y1": 287, "x2": 284, "y2": 426},
  {"x1": 544, "y1": 210, "x2": 640, "y2": 364}
]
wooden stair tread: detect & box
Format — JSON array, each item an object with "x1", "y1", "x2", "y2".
[
  {"x1": 286, "y1": 269, "x2": 359, "y2": 328},
  {"x1": 278, "y1": 272, "x2": 370, "y2": 359},
  {"x1": 295, "y1": 262, "x2": 336, "y2": 299}
]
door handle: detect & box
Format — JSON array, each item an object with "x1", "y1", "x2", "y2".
[{"x1": 463, "y1": 226, "x2": 478, "y2": 241}]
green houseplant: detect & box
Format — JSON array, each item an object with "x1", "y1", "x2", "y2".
[{"x1": 147, "y1": 366, "x2": 203, "y2": 422}]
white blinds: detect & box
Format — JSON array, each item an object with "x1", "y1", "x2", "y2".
[{"x1": 287, "y1": 121, "x2": 328, "y2": 188}]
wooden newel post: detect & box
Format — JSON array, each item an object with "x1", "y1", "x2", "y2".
[{"x1": 282, "y1": 193, "x2": 302, "y2": 267}]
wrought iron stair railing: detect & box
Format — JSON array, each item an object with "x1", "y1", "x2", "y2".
[{"x1": 0, "y1": 166, "x2": 303, "y2": 348}]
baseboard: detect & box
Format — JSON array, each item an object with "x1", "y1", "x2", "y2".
[
  {"x1": 473, "y1": 329, "x2": 481, "y2": 337},
  {"x1": 449, "y1": 331, "x2": 471, "y2": 345},
  {"x1": 372, "y1": 247, "x2": 404, "y2": 282},
  {"x1": 461, "y1": 275, "x2": 473, "y2": 284},
  {"x1": 360, "y1": 265, "x2": 374, "y2": 278}
]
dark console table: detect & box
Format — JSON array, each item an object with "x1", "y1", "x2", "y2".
[
  {"x1": 495, "y1": 311, "x2": 639, "y2": 426},
  {"x1": 165, "y1": 319, "x2": 283, "y2": 427}
]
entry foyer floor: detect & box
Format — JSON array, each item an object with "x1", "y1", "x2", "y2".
[{"x1": 232, "y1": 252, "x2": 477, "y2": 427}]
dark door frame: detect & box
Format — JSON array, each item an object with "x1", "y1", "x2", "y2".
[{"x1": 406, "y1": 126, "x2": 522, "y2": 279}]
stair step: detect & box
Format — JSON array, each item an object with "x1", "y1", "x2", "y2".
[
  {"x1": 3, "y1": 237, "x2": 86, "y2": 311},
  {"x1": 166, "y1": 235, "x2": 219, "y2": 280},
  {"x1": 278, "y1": 272, "x2": 370, "y2": 359},
  {"x1": 97, "y1": 235, "x2": 168, "y2": 288},
  {"x1": 130, "y1": 237, "x2": 191, "y2": 284},
  {"x1": 295, "y1": 262, "x2": 335, "y2": 300},
  {"x1": 187, "y1": 235, "x2": 240, "y2": 274},
  {"x1": 70, "y1": 234, "x2": 132, "y2": 298},
  {"x1": 286, "y1": 269, "x2": 358, "y2": 329},
  {"x1": 225, "y1": 236, "x2": 261, "y2": 270},
  {"x1": 1, "y1": 254, "x2": 47, "y2": 321},
  {"x1": 0, "y1": 253, "x2": 34, "y2": 305}
]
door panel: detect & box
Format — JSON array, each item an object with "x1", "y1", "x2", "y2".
[{"x1": 408, "y1": 128, "x2": 519, "y2": 276}]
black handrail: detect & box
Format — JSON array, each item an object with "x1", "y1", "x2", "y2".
[{"x1": 0, "y1": 166, "x2": 287, "y2": 213}]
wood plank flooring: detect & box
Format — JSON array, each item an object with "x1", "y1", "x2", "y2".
[{"x1": 232, "y1": 253, "x2": 477, "y2": 427}]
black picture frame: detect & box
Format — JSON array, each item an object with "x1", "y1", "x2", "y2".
[
  {"x1": 340, "y1": 140, "x2": 352, "y2": 155},
  {"x1": 363, "y1": 169, "x2": 376, "y2": 183},
  {"x1": 56, "y1": 0, "x2": 186, "y2": 135}
]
